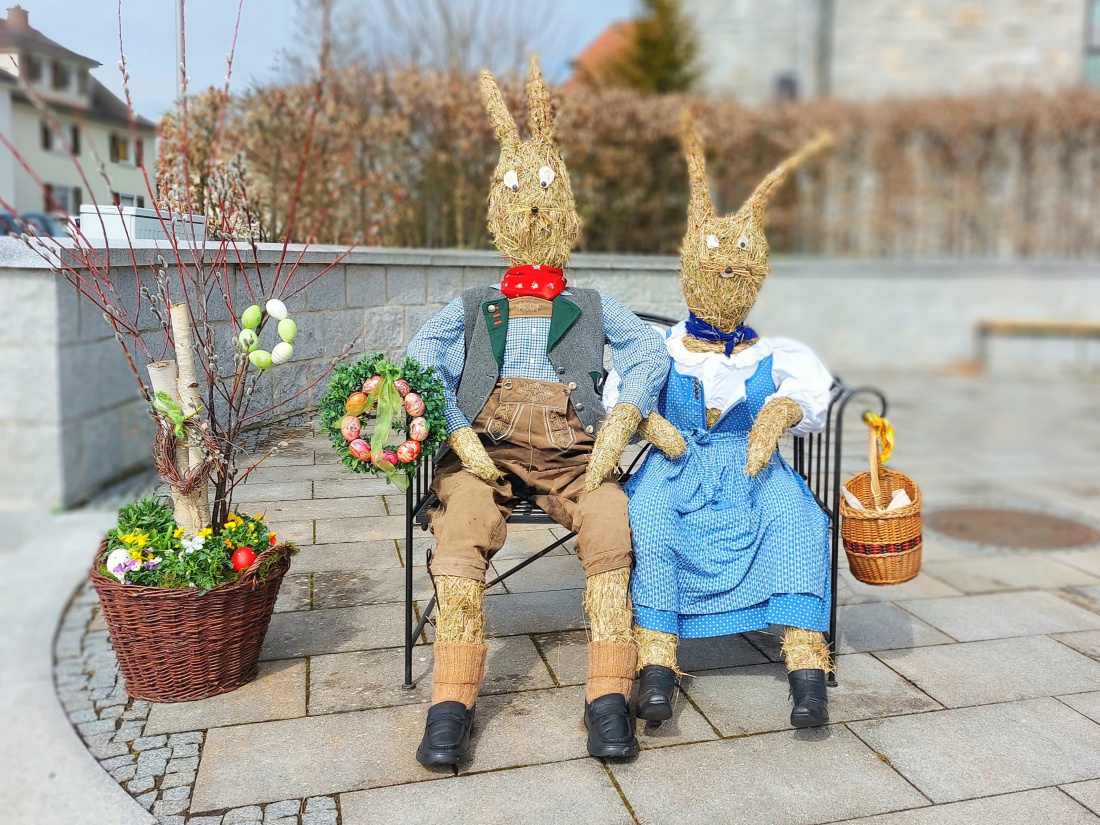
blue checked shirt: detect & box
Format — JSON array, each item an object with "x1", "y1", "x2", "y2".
[{"x1": 408, "y1": 289, "x2": 667, "y2": 434}]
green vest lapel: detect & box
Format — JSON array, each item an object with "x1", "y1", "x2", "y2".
[
  {"x1": 547, "y1": 296, "x2": 581, "y2": 353},
  {"x1": 482, "y1": 299, "x2": 509, "y2": 369}
]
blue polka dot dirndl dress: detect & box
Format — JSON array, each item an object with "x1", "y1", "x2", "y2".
[{"x1": 625, "y1": 354, "x2": 831, "y2": 638}]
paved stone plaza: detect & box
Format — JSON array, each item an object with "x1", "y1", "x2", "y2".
[{"x1": 38, "y1": 369, "x2": 1100, "y2": 823}]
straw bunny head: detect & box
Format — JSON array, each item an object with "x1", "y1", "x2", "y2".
[
  {"x1": 480, "y1": 54, "x2": 580, "y2": 270},
  {"x1": 680, "y1": 111, "x2": 833, "y2": 332}
]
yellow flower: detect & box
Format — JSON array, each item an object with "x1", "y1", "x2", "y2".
[
  {"x1": 198, "y1": 527, "x2": 213, "y2": 537},
  {"x1": 224, "y1": 538, "x2": 234, "y2": 548},
  {"x1": 252, "y1": 514, "x2": 263, "y2": 521},
  {"x1": 173, "y1": 526, "x2": 185, "y2": 539}
]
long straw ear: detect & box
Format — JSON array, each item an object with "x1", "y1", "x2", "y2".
[
  {"x1": 743, "y1": 131, "x2": 834, "y2": 218},
  {"x1": 526, "y1": 53, "x2": 554, "y2": 142},
  {"x1": 682, "y1": 110, "x2": 715, "y2": 225},
  {"x1": 480, "y1": 69, "x2": 520, "y2": 152}
]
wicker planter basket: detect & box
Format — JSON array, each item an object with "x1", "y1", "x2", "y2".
[
  {"x1": 840, "y1": 424, "x2": 922, "y2": 586},
  {"x1": 89, "y1": 541, "x2": 291, "y2": 702}
]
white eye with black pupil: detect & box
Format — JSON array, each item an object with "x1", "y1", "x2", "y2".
[
  {"x1": 503, "y1": 170, "x2": 519, "y2": 191},
  {"x1": 738, "y1": 235, "x2": 748, "y2": 249},
  {"x1": 538, "y1": 166, "x2": 555, "y2": 188},
  {"x1": 706, "y1": 235, "x2": 720, "y2": 249}
]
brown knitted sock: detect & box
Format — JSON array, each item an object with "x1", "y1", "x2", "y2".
[
  {"x1": 586, "y1": 641, "x2": 637, "y2": 702},
  {"x1": 431, "y1": 642, "x2": 488, "y2": 708}
]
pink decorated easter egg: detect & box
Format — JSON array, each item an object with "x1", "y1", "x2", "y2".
[
  {"x1": 396, "y1": 440, "x2": 421, "y2": 463},
  {"x1": 408, "y1": 417, "x2": 429, "y2": 442},
  {"x1": 340, "y1": 415, "x2": 361, "y2": 441},
  {"x1": 371, "y1": 449, "x2": 399, "y2": 468},
  {"x1": 348, "y1": 439, "x2": 372, "y2": 461},
  {"x1": 393, "y1": 378, "x2": 411, "y2": 397},
  {"x1": 403, "y1": 392, "x2": 425, "y2": 417},
  {"x1": 361, "y1": 375, "x2": 382, "y2": 394}
]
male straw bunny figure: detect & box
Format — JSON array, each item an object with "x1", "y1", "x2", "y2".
[
  {"x1": 406, "y1": 54, "x2": 682, "y2": 767},
  {"x1": 626, "y1": 113, "x2": 837, "y2": 728}
]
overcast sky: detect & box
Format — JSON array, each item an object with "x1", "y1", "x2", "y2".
[{"x1": 20, "y1": 0, "x2": 636, "y2": 119}]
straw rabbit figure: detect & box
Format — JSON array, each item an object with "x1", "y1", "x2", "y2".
[
  {"x1": 627, "y1": 112, "x2": 837, "y2": 729},
  {"x1": 406, "y1": 54, "x2": 680, "y2": 766}
]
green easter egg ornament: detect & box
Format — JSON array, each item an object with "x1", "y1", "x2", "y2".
[
  {"x1": 277, "y1": 318, "x2": 297, "y2": 343},
  {"x1": 238, "y1": 328, "x2": 258, "y2": 352},
  {"x1": 249, "y1": 349, "x2": 273, "y2": 370},
  {"x1": 241, "y1": 304, "x2": 262, "y2": 330}
]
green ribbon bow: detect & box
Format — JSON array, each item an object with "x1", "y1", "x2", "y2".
[
  {"x1": 365, "y1": 363, "x2": 409, "y2": 491},
  {"x1": 153, "y1": 391, "x2": 201, "y2": 438}
]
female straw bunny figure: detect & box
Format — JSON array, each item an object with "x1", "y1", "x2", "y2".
[
  {"x1": 626, "y1": 113, "x2": 836, "y2": 728},
  {"x1": 407, "y1": 54, "x2": 683, "y2": 767}
]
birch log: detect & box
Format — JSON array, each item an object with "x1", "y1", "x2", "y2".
[
  {"x1": 169, "y1": 302, "x2": 211, "y2": 529},
  {"x1": 147, "y1": 360, "x2": 205, "y2": 535}
]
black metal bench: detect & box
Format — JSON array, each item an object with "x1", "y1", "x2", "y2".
[{"x1": 402, "y1": 313, "x2": 886, "y2": 689}]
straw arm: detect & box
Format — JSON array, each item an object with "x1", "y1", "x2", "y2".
[
  {"x1": 585, "y1": 403, "x2": 643, "y2": 491},
  {"x1": 446, "y1": 426, "x2": 500, "y2": 482},
  {"x1": 745, "y1": 396, "x2": 803, "y2": 476},
  {"x1": 636, "y1": 412, "x2": 686, "y2": 459}
]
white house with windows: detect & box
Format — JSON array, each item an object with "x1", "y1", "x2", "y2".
[{"x1": 0, "y1": 5, "x2": 155, "y2": 218}]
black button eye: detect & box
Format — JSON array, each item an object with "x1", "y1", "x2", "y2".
[
  {"x1": 540, "y1": 181, "x2": 548, "y2": 188},
  {"x1": 724, "y1": 267, "x2": 733, "y2": 274}
]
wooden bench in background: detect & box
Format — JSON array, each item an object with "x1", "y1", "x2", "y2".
[{"x1": 977, "y1": 319, "x2": 1100, "y2": 365}]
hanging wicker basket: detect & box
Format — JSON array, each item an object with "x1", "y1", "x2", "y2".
[
  {"x1": 89, "y1": 541, "x2": 291, "y2": 702},
  {"x1": 839, "y1": 421, "x2": 922, "y2": 585}
]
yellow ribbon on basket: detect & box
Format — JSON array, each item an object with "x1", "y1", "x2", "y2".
[{"x1": 862, "y1": 412, "x2": 894, "y2": 464}]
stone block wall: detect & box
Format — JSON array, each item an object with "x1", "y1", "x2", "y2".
[
  {"x1": 684, "y1": 0, "x2": 1089, "y2": 105},
  {"x1": 2, "y1": 238, "x2": 1099, "y2": 508}
]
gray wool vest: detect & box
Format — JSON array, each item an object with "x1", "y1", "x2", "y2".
[{"x1": 455, "y1": 285, "x2": 608, "y2": 434}]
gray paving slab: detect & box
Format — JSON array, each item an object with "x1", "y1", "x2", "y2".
[
  {"x1": 308, "y1": 635, "x2": 554, "y2": 714},
  {"x1": 339, "y1": 759, "x2": 632, "y2": 825},
  {"x1": 849, "y1": 697, "x2": 1100, "y2": 803},
  {"x1": 492, "y1": 527, "x2": 573, "y2": 560},
  {"x1": 274, "y1": 573, "x2": 312, "y2": 612},
  {"x1": 611, "y1": 726, "x2": 929, "y2": 825},
  {"x1": 261, "y1": 602, "x2": 418, "y2": 660},
  {"x1": 1055, "y1": 630, "x2": 1100, "y2": 662},
  {"x1": 260, "y1": 495, "x2": 388, "y2": 521},
  {"x1": 267, "y1": 519, "x2": 314, "y2": 545},
  {"x1": 922, "y1": 556, "x2": 1100, "y2": 594},
  {"x1": 312, "y1": 566, "x2": 433, "y2": 608},
  {"x1": 491, "y1": 553, "x2": 586, "y2": 593},
  {"x1": 677, "y1": 632, "x2": 771, "y2": 671},
  {"x1": 291, "y1": 540, "x2": 402, "y2": 573},
  {"x1": 837, "y1": 602, "x2": 955, "y2": 653},
  {"x1": 191, "y1": 704, "x2": 432, "y2": 812},
  {"x1": 144, "y1": 659, "x2": 308, "y2": 736},
  {"x1": 898, "y1": 591, "x2": 1100, "y2": 642},
  {"x1": 834, "y1": 787, "x2": 1099, "y2": 824},
  {"x1": 876, "y1": 636, "x2": 1100, "y2": 708},
  {"x1": 314, "y1": 514, "x2": 407, "y2": 544},
  {"x1": 1058, "y1": 691, "x2": 1100, "y2": 726},
  {"x1": 458, "y1": 686, "x2": 594, "y2": 774},
  {"x1": 684, "y1": 653, "x2": 940, "y2": 737},
  {"x1": 531, "y1": 629, "x2": 589, "y2": 685},
  {"x1": 1055, "y1": 550, "x2": 1100, "y2": 579},
  {"x1": 482, "y1": 588, "x2": 587, "y2": 637},
  {"x1": 311, "y1": 476, "x2": 399, "y2": 498},
  {"x1": 232, "y1": 480, "x2": 313, "y2": 503},
  {"x1": 634, "y1": 694, "x2": 720, "y2": 749},
  {"x1": 837, "y1": 569, "x2": 963, "y2": 605},
  {"x1": 1063, "y1": 780, "x2": 1100, "y2": 816}
]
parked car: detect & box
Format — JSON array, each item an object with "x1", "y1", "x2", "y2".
[
  {"x1": 0, "y1": 212, "x2": 17, "y2": 235},
  {"x1": 21, "y1": 211, "x2": 67, "y2": 236}
]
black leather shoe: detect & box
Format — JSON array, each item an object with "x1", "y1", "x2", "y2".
[
  {"x1": 788, "y1": 669, "x2": 829, "y2": 728},
  {"x1": 585, "y1": 693, "x2": 639, "y2": 759},
  {"x1": 416, "y1": 701, "x2": 474, "y2": 767},
  {"x1": 636, "y1": 665, "x2": 677, "y2": 722}
]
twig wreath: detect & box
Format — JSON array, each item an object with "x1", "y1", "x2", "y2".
[{"x1": 320, "y1": 353, "x2": 446, "y2": 489}]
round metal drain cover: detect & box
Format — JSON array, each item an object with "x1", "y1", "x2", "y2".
[{"x1": 926, "y1": 508, "x2": 1100, "y2": 549}]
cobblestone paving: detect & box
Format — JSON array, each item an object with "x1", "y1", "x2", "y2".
[{"x1": 53, "y1": 372, "x2": 1100, "y2": 824}]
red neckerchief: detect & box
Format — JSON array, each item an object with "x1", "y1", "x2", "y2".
[{"x1": 499, "y1": 264, "x2": 567, "y2": 300}]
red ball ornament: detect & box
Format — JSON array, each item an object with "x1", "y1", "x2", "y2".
[
  {"x1": 396, "y1": 439, "x2": 421, "y2": 463},
  {"x1": 231, "y1": 546, "x2": 257, "y2": 571},
  {"x1": 348, "y1": 439, "x2": 372, "y2": 461},
  {"x1": 393, "y1": 378, "x2": 411, "y2": 397}
]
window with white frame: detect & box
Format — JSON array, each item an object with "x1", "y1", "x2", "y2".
[
  {"x1": 45, "y1": 184, "x2": 82, "y2": 214},
  {"x1": 109, "y1": 133, "x2": 131, "y2": 164}
]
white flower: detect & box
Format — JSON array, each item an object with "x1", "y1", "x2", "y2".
[
  {"x1": 105, "y1": 547, "x2": 130, "y2": 583},
  {"x1": 181, "y1": 535, "x2": 206, "y2": 554}
]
